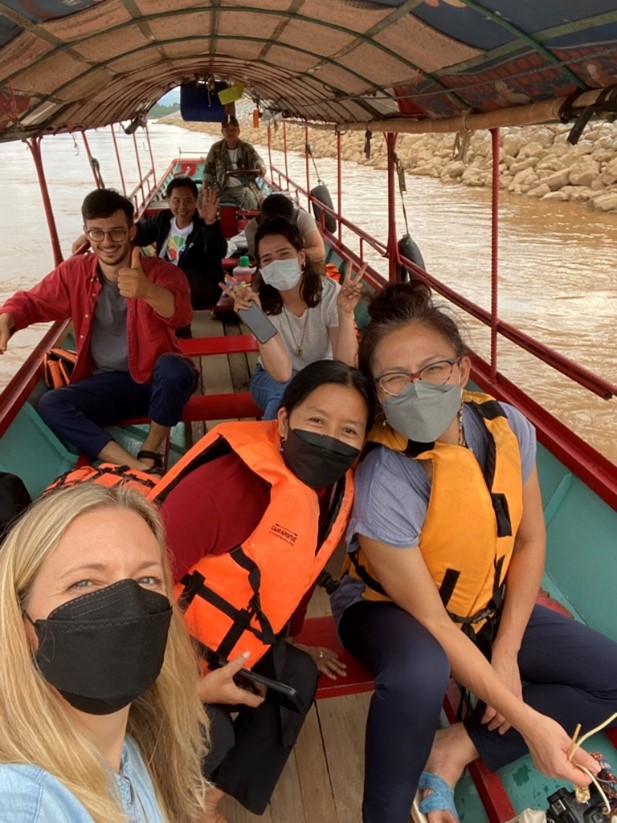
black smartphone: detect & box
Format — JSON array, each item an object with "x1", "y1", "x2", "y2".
[
  {"x1": 234, "y1": 667, "x2": 304, "y2": 713},
  {"x1": 238, "y1": 303, "x2": 278, "y2": 344}
]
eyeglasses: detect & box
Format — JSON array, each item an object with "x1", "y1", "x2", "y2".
[
  {"x1": 85, "y1": 228, "x2": 129, "y2": 243},
  {"x1": 375, "y1": 359, "x2": 459, "y2": 396}
]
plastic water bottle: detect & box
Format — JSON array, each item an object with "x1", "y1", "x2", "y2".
[{"x1": 232, "y1": 255, "x2": 255, "y2": 288}]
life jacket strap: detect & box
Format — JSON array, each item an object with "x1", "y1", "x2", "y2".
[
  {"x1": 178, "y1": 549, "x2": 277, "y2": 662},
  {"x1": 348, "y1": 549, "x2": 388, "y2": 597}
]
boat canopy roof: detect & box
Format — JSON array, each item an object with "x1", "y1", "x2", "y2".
[{"x1": 1, "y1": 0, "x2": 616, "y2": 142}]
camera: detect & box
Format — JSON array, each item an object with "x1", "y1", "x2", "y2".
[{"x1": 546, "y1": 785, "x2": 608, "y2": 822}]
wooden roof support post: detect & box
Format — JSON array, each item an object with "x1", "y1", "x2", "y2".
[
  {"x1": 25, "y1": 136, "x2": 63, "y2": 267},
  {"x1": 386, "y1": 132, "x2": 399, "y2": 282}
]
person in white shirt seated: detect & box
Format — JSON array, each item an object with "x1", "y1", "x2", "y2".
[{"x1": 243, "y1": 193, "x2": 325, "y2": 264}]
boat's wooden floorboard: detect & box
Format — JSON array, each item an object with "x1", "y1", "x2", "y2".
[{"x1": 189, "y1": 309, "x2": 369, "y2": 822}]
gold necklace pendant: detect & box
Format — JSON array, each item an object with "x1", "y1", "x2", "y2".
[{"x1": 283, "y1": 306, "x2": 308, "y2": 359}]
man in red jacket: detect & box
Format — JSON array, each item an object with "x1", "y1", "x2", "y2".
[{"x1": 0, "y1": 189, "x2": 196, "y2": 473}]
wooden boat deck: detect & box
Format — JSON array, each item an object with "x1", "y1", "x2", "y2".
[{"x1": 187, "y1": 308, "x2": 371, "y2": 823}]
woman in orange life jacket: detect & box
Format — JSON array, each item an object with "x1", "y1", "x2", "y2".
[
  {"x1": 330, "y1": 283, "x2": 617, "y2": 823},
  {"x1": 222, "y1": 217, "x2": 364, "y2": 419},
  {"x1": 158, "y1": 359, "x2": 374, "y2": 822}
]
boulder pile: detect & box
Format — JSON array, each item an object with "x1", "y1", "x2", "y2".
[{"x1": 160, "y1": 114, "x2": 617, "y2": 214}]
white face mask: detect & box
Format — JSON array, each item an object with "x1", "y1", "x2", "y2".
[{"x1": 260, "y1": 257, "x2": 302, "y2": 291}]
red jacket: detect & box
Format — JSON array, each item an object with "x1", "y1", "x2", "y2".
[{"x1": 1, "y1": 253, "x2": 192, "y2": 383}]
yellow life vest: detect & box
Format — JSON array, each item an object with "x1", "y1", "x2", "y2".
[
  {"x1": 150, "y1": 420, "x2": 354, "y2": 668},
  {"x1": 346, "y1": 391, "x2": 523, "y2": 635}
]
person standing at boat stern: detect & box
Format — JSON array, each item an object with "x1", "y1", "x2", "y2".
[
  {"x1": 0, "y1": 483, "x2": 208, "y2": 822},
  {"x1": 0, "y1": 188, "x2": 197, "y2": 473},
  {"x1": 331, "y1": 282, "x2": 617, "y2": 823},
  {"x1": 202, "y1": 115, "x2": 267, "y2": 209},
  {"x1": 223, "y1": 217, "x2": 363, "y2": 419}
]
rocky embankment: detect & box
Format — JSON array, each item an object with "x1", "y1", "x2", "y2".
[{"x1": 160, "y1": 114, "x2": 617, "y2": 214}]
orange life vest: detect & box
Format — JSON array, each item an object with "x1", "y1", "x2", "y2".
[
  {"x1": 45, "y1": 463, "x2": 158, "y2": 496},
  {"x1": 150, "y1": 420, "x2": 355, "y2": 668},
  {"x1": 346, "y1": 391, "x2": 523, "y2": 636}
]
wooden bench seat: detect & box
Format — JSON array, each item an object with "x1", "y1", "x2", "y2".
[{"x1": 178, "y1": 334, "x2": 258, "y2": 357}]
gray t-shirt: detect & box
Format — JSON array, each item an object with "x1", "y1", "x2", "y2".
[
  {"x1": 330, "y1": 402, "x2": 536, "y2": 625},
  {"x1": 244, "y1": 209, "x2": 319, "y2": 258},
  {"x1": 90, "y1": 274, "x2": 129, "y2": 373},
  {"x1": 259, "y1": 275, "x2": 340, "y2": 372}
]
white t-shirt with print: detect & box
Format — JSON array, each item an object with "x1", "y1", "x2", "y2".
[{"x1": 160, "y1": 217, "x2": 193, "y2": 265}]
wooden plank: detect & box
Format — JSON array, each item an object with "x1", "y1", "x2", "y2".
[
  {"x1": 269, "y1": 750, "x2": 307, "y2": 823},
  {"x1": 294, "y1": 705, "x2": 339, "y2": 823},
  {"x1": 318, "y1": 693, "x2": 371, "y2": 823}
]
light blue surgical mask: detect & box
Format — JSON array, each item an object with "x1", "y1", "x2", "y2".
[
  {"x1": 260, "y1": 257, "x2": 302, "y2": 291},
  {"x1": 381, "y1": 380, "x2": 462, "y2": 443}
]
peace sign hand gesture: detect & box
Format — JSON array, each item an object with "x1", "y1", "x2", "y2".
[{"x1": 336, "y1": 261, "x2": 366, "y2": 318}]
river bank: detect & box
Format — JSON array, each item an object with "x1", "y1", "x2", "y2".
[{"x1": 160, "y1": 114, "x2": 617, "y2": 214}]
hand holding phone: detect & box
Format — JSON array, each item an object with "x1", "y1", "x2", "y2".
[
  {"x1": 238, "y1": 303, "x2": 278, "y2": 343},
  {"x1": 197, "y1": 651, "x2": 265, "y2": 707}
]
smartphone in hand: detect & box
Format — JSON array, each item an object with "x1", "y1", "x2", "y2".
[
  {"x1": 233, "y1": 667, "x2": 305, "y2": 713},
  {"x1": 238, "y1": 303, "x2": 278, "y2": 344}
]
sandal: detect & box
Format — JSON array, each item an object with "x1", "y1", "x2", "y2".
[
  {"x1": 137, "y1": 450, "x2": 164, "y2": 473},
  {"x1": 417, "y1": 771, "x2": 459, "y2": 821}
]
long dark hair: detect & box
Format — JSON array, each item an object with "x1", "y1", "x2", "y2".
[
  {"x1": 253, "y1": 218, "x2": 323, "y2": 315},
  {"x1": 359, "y1": 282, "x2": 469, "y2": 377},
  {"x1": 280, "y1": 359, "x2": 375, "y2": 431}
]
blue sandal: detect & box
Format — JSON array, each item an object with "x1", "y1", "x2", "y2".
[{"x1": 418, "y1": 771, "x2": 460, "y2": 821}]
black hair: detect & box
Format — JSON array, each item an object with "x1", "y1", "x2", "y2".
[
  {"x1": 81, "y1": 189, "x2": 134, "y2": 224},
  {"x1": 253, "y1": 218, "x2": 323, "y2": 315},
  {"x1": 359, "y1": 282, "x2": 469, "y2": 377},
  {"x1": 222, "y1": 115, "x2": 239, "y2": 128},
  {"x1": 165, "y1": 176, "x2": 199, "y2": 198},
  {"x1": 260, "y1": 193, "x2": 295, "y2": 222},
  {"x1": 279, "y1": 360, "x2": 375, "y2": 432}
]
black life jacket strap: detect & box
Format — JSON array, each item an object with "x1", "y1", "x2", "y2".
[
  {"x1": 469, "y1": 399, "x2": 513, "y2": 537},
  {"x1": 178, "y1": 548, "x2": 277, "y2": 661},
  {"x1": 438, "y1": 568, "x2": 460, "y2": 609},
  {"x1": 348, "y1": 549, "x2": 388, "y2": 597}
]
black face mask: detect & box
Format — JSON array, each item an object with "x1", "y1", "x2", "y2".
[
  {"x1": 281, "y1": 428, "x2": 360, "y2": 489},
  {"x1": 27, "y1": 578, "x2": 172, "y2": 715}
]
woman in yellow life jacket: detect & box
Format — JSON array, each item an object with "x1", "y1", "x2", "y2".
[
  {"x1": 330, "y1": 283, "x2": 617, "y2": 823},
  {"x1": 156, "y1": 359, "x2": 374, "y2": 823}
]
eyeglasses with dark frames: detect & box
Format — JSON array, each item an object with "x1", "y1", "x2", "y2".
[{"x1": 375, "y1": 358, "x2": 459, "y2": 396}]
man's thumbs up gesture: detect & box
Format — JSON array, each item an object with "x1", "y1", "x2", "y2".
[{"x1": 118, "y1": 248, "x2": 153, "y2": 300}]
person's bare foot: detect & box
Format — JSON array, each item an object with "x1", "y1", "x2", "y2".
[{"x1": 420, "y1": 723, "x2": 478, "y2": 823}]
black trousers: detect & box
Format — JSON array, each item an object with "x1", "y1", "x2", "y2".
[{"x1": 202, "y1": 644, "x2": 318, "y2": 814}]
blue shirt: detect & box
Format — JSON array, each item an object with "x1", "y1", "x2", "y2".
[
  {"x1": 0, "y1": 736, "x2": 166, "y2": 822},
  {"x1": 330, "y1": 402, "x2": 536, "y2": 626}
]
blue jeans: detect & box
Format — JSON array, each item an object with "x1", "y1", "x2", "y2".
[
  {"x1": 250, "y1": 364, "x2": 296, "y2": 420},
  {"x1": 338, "y1": 601, "x2": 617, "y2": 823},
  {"x1": 38, "y1": 354, "x2": 197, "y2": 459}
]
